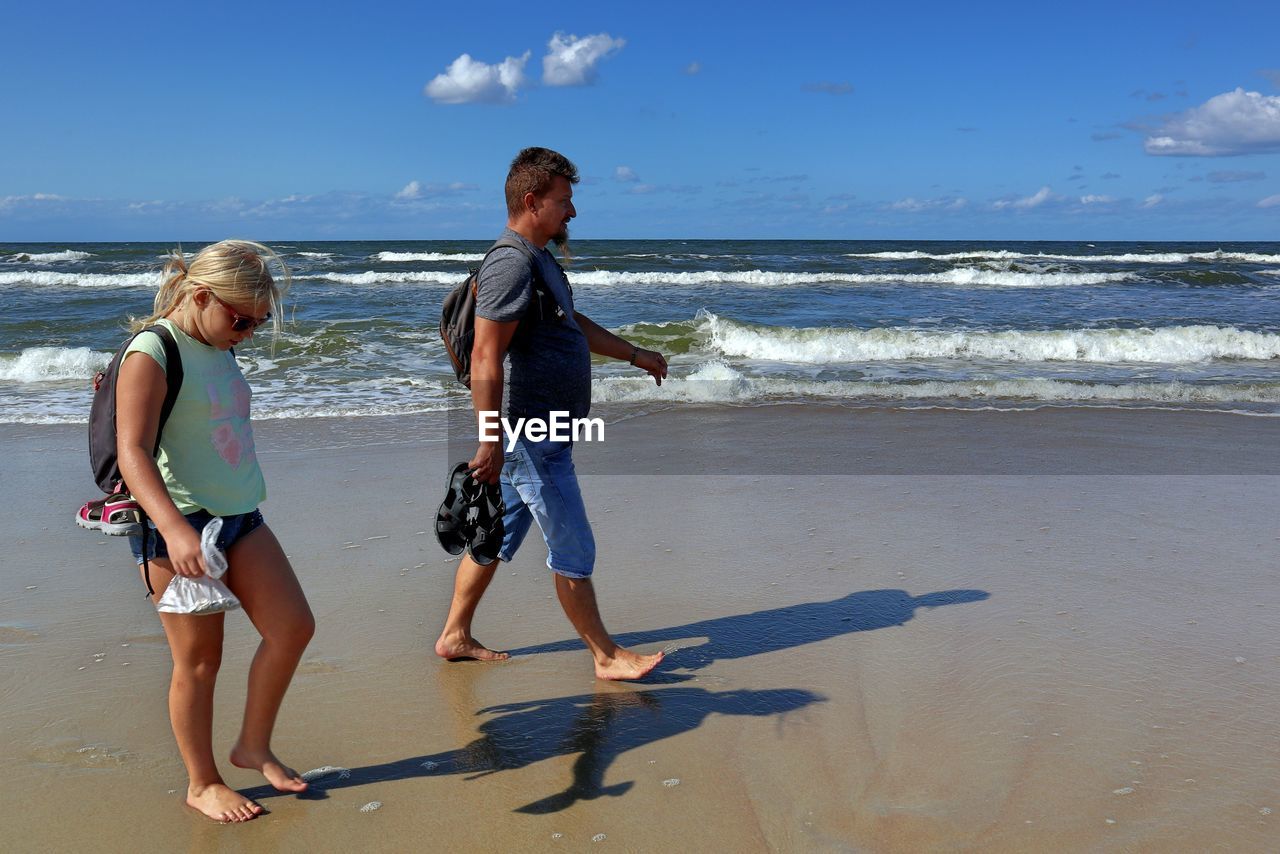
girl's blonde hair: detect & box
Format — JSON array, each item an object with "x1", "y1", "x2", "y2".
[{"x1": 131, "y1": 239, "x2": 291, "y2": 338}]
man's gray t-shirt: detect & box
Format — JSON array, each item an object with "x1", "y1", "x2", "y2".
[{"x1": 473, "y1": 229, "x2": 591, "y2": 422}]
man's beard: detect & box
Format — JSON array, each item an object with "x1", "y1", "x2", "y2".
[{"x1": 551, "y1": 225, "x2": 571, "y2": 260}]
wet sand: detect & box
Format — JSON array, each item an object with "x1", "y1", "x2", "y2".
[{"x1": 2, "y1": 406, "x2": 1279, "y2": 851}]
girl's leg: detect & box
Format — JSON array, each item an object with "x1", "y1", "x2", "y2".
[
  {"x1": 146, "y1": 559, "x2": 263, "y2": 822},
  {"x1": 222, "y1": 523, "x2": 315, "y2": 793}
]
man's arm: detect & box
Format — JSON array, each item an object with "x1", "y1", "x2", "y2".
[
  {"x1": 574, "y1": 311, "x2": 668, "y2": 385},
  {"x1": 469, "y1": 316, "x2": 519, "y2": 483}
]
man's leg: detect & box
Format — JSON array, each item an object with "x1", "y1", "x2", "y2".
[
  {"x1": 434, "y1": 553, "x2": 509, "y2": 661},
  {"x1": 555, "y1": 574, "x2": 663, "y2": 681}
]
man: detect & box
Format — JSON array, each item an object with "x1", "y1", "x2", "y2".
[{"x1": 434, "y1": 147, "x2": 667, "y2": 680}]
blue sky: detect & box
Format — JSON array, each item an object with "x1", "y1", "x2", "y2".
[{"x1": 3, "y1": 0, "x2": 1279, "y2": 241}]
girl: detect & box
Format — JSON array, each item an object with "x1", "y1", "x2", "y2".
[{"x1": 117, "y1": 240, "x2": 314, "y2": 823}]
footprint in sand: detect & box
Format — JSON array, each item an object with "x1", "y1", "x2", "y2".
[
  {"x1": 295, "y1": 658, "x2": 344, "y2": 675},
  {"x1": 0, "y1": 626, "x2": 40, "y2": 643},
  {"x1": 29, "y1": 741, "x2": 132, "y2": 767}
]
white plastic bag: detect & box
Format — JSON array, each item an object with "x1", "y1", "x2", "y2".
[{"x1": 155, "y1": 516, "x2": 241, "y2": 615}]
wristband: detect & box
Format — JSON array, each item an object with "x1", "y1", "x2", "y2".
[{"x1": 629, "y1": 346, "x2": 639, "y2": 366}]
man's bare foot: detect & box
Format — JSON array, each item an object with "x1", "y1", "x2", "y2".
[
  {"x1": 187, "y1": 782, "x2": 263, "y2": 823},
  {"x1": 435, "y1": 631, "x2": 510, "y2": 662},
  {"x1": 229, "y1": 745, "x2": 308, "y2": 793},
  {"x1": 595, "y1": 649, "x2": 664, "y2": 681}
]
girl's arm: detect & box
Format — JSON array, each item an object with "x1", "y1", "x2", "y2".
[{"x1": 115, "y1": 351, "x2": 207, "y2": 577}]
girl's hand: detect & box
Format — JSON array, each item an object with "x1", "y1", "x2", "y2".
[{"x1": 163, "y1": 525, "x2": 208, "y2": 577}]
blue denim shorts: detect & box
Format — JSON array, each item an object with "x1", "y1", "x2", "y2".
[
  {"x1": 499, "y1": 437, "x2": 595, "y2": 578},
  {"x1": 129, "y1": 508, "x2": 265, "y2": 566}
]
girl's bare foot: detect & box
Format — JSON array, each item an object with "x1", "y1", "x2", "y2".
[
  {"x1": 434, "y1": 631, "x2": 510, "y2": 662},
  {"x1": 187, "y1": 782, "x2": 263, "y2": 823},
  {"x1": 230, "y1": 745, "x2": 308, "y2": 793},
  {"x1": 596, "y1": 649, "x2": 664, "y2": 681}
]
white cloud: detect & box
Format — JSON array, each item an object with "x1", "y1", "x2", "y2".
[
  {"x1": 888, "y1": 196, "x2": 967, "y2": 212},
  {"x1": 542, "y1": 32, "x2": 624, "y2": 87},
  {"x1": 994, "y1": 186, "x2": 1052, "y2": 210},
  {"x1": 425, "y1": 52, "x2": 530, "y2": 105},
  {"x1": 1144, "y1": 88, "x2": 1280, "y2": 156},
  {"x1": 615, "y1": 166, "x2": 640, "y2": 183},
  {"x1": 1079, "y1": 194, "x2": 1115, "y2": 204},
  {"x1": 1259, "y1": 194, "x2": 1280, "y2": 208},
  {"x1": 393, "y1": 181, "x2": 477, "y2": 200},
  {"x1": 1143, "y1": 194, "x2": 1164, "y2": 208},
  {"x1": 684, "y1": 61, "x2": 702, "y2": 75}
]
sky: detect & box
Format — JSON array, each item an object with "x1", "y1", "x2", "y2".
[{"x1": 2, "y1": 0, "x2": 1279, "y2": 241}]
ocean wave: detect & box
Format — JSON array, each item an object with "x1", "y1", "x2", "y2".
[
  {"x1": 255, "y1": 401, "x2": 454, "y2": 419},
  {"x1": 593, "y1": 361, "x2": 1280, "y2": 406},
  {"x1": 296, "y1": 267, "x2": 1135, "y2": 289},
  {"x1": 0, "y1": 347, "x2": 109, "y2": 383},
  {"x1": 372, "y1": 251, "x2": 484, "y2": 262},
  {"x1": 565, "y1": 268, "x2": 1137, "y2": 288},
  {"x1": 296, "y1": 251, "x2": 333, "y2": 258},
  {"x1": 846, "y1": 249, "x2": 1280, "y2": 264},
  {"x1": 297, "y1": 271, "x2": 459, "y2": 285},
  {"x1": 700, "y1": 313, "x2": 1280, "y2": 364},
  {"x1": 0, "y1": 271, "x2": 161, "y2": 288},
  {"x1": 4, "y1": 250, "x2": 93, "y2": 263}
]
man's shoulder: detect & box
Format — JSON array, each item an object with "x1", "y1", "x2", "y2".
[{"x1": 480, "y1": 231, "x2": 541, "y2": 283}]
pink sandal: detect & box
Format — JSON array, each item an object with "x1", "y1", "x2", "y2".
[{"x1": 76, "y1": 490, "x2": 143, "y2": 537}]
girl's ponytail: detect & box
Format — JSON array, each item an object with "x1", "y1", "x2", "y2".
[{"x1": 129, "y1": 248, "x2": 193, "y2": 333}]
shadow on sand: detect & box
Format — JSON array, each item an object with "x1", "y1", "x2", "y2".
[
  {"x1": 245, "y1": 588, "x2": 986, "y2": 813},
  {"x1": 507, "y1": 587, "x2": 991, "y2": 671},
  {"x1": 245, "y1": 685, "x2": 823, "y2": 813}
]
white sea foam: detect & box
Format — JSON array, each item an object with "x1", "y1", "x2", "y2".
[
  {"x1": 0, "y1": 271, "x2": 160, "y2": 288},
  {"x1": 0, "y1": 347, "x2": 108, "y2": 382},
  {"x1": 592, "y1": 363, "x2": 1280, "y2": 406},
  {"x1": 297, "y1": 267, "x2": 1134, "y2": 289},
  {"x1": 846, "y1": 249, "x2": 1280, "y2": 264},
  {"x1": 372, "y1": 251, "x2": 484, "y2": 262},
  {"x1": 700, "y1": 313, "x2": 1280, "y2": 364},
  {"x1": 297, "y1": 271, "x2": 459, "y2": 285},
  {"x1": 565, "y1": 268, "x2": 1136, "y2": 288},
  {"x1": 296, "y1": 251, "x2": 333, "y2": 258},
  {"x1": 5, "y1": 250, "x2": 93, "y2": 263}
]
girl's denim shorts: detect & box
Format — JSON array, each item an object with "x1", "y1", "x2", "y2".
[{"x1": 129, "y1": 508, "x2": 265, "y2": 565}]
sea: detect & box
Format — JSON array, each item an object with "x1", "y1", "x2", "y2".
[{"x1": 2, "y1": 239, "x2": 1278, "y2": 424}]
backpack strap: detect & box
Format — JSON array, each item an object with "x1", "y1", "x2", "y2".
[
  {"x1": 478, "y1": 236, "x2": 564, "y2": 322},
  {"x1": 142, "y1": 324, "x2": 185, "y2": 458},
  {"x1": 135, "y1": 324, "x2": 184, "y2": 600}
]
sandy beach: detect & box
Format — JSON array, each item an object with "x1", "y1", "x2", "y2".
[{"x1": 3, "y1": 405, "x2": 1279, "y2": 851}]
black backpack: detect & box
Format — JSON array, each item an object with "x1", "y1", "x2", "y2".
[
  {"x1": 89, "y1": 324, "x2": 184, "y2": 493},
  {"x1": 439, "y1": 236, "x2": 564, "y2": 388}
]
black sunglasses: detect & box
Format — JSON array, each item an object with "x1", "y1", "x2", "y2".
[{"x1": 208, "y1": 292, "x2": 271, "y2": 332}]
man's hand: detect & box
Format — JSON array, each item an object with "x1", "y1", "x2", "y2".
[
  {"x1": 469, "y1": 441, "x2": 505, "y2": 484},
  {"x1": 633, "y1": 349, "x2": 668, "y2": 386}
]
